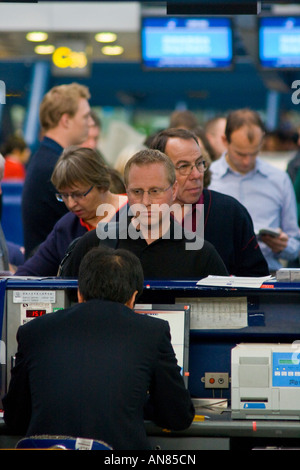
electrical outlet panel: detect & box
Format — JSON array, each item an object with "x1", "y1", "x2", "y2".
[{"x1": 204, "y1": 372, "x2": 229, "y2": 389}]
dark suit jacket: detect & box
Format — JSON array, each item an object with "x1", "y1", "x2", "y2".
[{"x1": 3, "y1": 299, "x2": 194, "y2": 450}]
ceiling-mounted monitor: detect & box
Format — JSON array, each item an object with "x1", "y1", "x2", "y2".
[
  {"x1": 258, "y1": 16, "x2": 300, "y2": 69},
  {"x1": 141, "y1": 16, "x2": 233, "y2": 70}
]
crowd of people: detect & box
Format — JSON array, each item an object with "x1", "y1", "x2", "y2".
[
  {"x1": 2, "y1": 84, "x2": 299, "y2": 277},
  {"x1": 2, "y1": 81, "x2": 300, "y2": 449}
]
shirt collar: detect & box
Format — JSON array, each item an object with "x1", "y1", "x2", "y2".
[
  {"x1": 215, "y1": 153, "x2": 231, "y2": 178},
  {"x1": 216, "y1": 153, "x2": 268, "y2": 178},
  {"x1": 42, "y1": 136, "x2": 64, "y2": 153},
  {"x1": 253, "y1": 157, "x2": 269, "y2": 177}
]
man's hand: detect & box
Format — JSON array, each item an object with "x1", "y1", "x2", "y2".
[{"x1": 260, "y1": 229, "x2": 288, "y2": 253}]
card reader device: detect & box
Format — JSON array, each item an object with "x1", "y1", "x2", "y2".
[{"x1": 231, "y1": 343, "x2": 300, "y2": 420}]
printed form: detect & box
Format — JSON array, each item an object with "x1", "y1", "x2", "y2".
[{"x1": 176, "y1": 296, "x2": 248, "y2": 329}]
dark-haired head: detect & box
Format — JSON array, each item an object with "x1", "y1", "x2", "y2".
[
  {"x1": 225, "y1": 108, "x2": 266, "y2": 143},
  {"x1": 148, "y1": 128, "x2": 200, "y2": 154},
  {"x1": 77, "y1": 246, "x2": 144, "y2": 307}
]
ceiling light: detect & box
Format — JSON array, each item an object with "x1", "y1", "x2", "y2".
[
  {"x1": 34, "y1": 44, "x2": 55, "y2": 55},
  {"x1": 95, "y1": 32, "x2": 117, "y2": 43},
  {"x1": 26, "y1": 31, "x2": 48, "y2": 42},
  {"x1": 101, "y1": 45, "x2": 124, "y2": 56}
]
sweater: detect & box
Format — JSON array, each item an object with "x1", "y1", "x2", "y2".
[{"x1": 21, "y1": 137, "x2": 67, "y2": 257}]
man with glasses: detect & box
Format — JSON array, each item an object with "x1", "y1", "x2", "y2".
[
  {"x1": 208, "y1": 108, "x2": 300, "y2": 273},
  {"x1": 62, "y1": 148, "x2": 228, "y2": 280},
  {"x1": 149, "y1": 127, "x2": 269, "y2": 277}
]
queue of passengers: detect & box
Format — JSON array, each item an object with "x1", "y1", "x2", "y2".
[
  {"x1": 2, "y1": 83, "x2": 300, "y2": 451},
  {"x1": 1, "y1": 83, "x2": 300, "y2": 279}
]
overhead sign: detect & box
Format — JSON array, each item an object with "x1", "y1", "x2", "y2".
[{"x1": 52, "y1": 41, "x2": 91, "y2": 77}]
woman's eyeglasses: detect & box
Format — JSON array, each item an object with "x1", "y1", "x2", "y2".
[{"x1": 55, "y1": 185, "x2": 94, "y2": 202}]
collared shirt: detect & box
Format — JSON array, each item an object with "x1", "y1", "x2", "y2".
[{"x1": 209, "y1": 154, "x2": 300, "y2": 271}]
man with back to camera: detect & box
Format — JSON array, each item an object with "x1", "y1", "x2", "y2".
[
  {"x1": 208, "y1": 108, "x2": 300, "y2": 273},
  {"x1": 60, "y1": 148, "x2": 228, "y2": 279},
  {"x1": 22, "y1": 83, "x2": 91, "y2": 258},
  {"x1": 3, "y1": 246, "x2": 195, "y2": 450},
  {"x1": 148, "y1": 128, "x2": 269, "y2": 277}
]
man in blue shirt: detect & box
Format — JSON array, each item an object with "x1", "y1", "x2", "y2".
[{"x1": 209, "y1": 108, "x2": 300, "y2": 272}]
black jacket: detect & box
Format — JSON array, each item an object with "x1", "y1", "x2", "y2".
[
  {"x1": 201, "y1": 189, "x2": 269, "y2": 276},
  {"x1": 61, "y1": 216, "x2": 228, "y2": 279},
  {"x1": 3, "y1": 299, "x2": 194, "y2": 450}
]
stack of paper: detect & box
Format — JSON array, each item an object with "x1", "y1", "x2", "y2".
[{"x1": 196, "y1": 275, "x2": 273, "y2": 288}]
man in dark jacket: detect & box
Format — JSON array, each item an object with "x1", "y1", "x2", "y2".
[
  {"x1": 61, "y1": 148, "x2": 228, "y2": 279},
  {"x1": 22, "y1": 83, "x2": 91, "y2": 257},
  {"x1": 149, "y1": 128, "x2": 269, "y2": 277},
  {"x1": 3, "y1": 246, "x2": 195, "y2": 450}
]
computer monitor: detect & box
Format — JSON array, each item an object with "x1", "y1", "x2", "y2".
[
  {"x1": 258, "y1": 16, "x2": 300, "y2": 69},
  {"x1": 141, "y1": 16, "x2": 233, "y2": 70},
  {"x1": 134, "y1": 303, "x2": 190, "y2": 386}
]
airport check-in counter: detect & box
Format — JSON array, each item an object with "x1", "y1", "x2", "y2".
[
  {"x1": 140, "y1": 279, "x2": 300, "y2": 450},
  {"x1": 1, "y1": 277, "x2": 300, "y2": 450}
]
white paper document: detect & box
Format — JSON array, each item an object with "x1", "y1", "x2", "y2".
[{"x1": 196, "y1": 275, "x2": 272, "y2": 288}]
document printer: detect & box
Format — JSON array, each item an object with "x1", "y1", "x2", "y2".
[{"x1": 231, "y1": 343, "x2": 300, "y2": 420}]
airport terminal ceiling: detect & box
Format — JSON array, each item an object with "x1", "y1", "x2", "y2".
[{"x1": 0, "y1": 2, "x2": 299, "y2": 115}]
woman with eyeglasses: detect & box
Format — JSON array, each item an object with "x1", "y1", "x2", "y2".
[{"x1": 15, "y1": 146, "x2": 128, "y2": 276}]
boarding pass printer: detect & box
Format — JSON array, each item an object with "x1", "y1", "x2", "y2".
[{"x1": 231, "y1": 343, "x2": 300, "y2": 420}]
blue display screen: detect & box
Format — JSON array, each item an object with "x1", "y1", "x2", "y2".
[
  {"x1": 259, "y1": 16, "x2": 300, "y2": 68},
  {"x1": 272, "y1": 352, "x2": 300, "y2": 387},
  {"x1": 141, "y1": 17, "x2": 233, "y2": 69}
]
